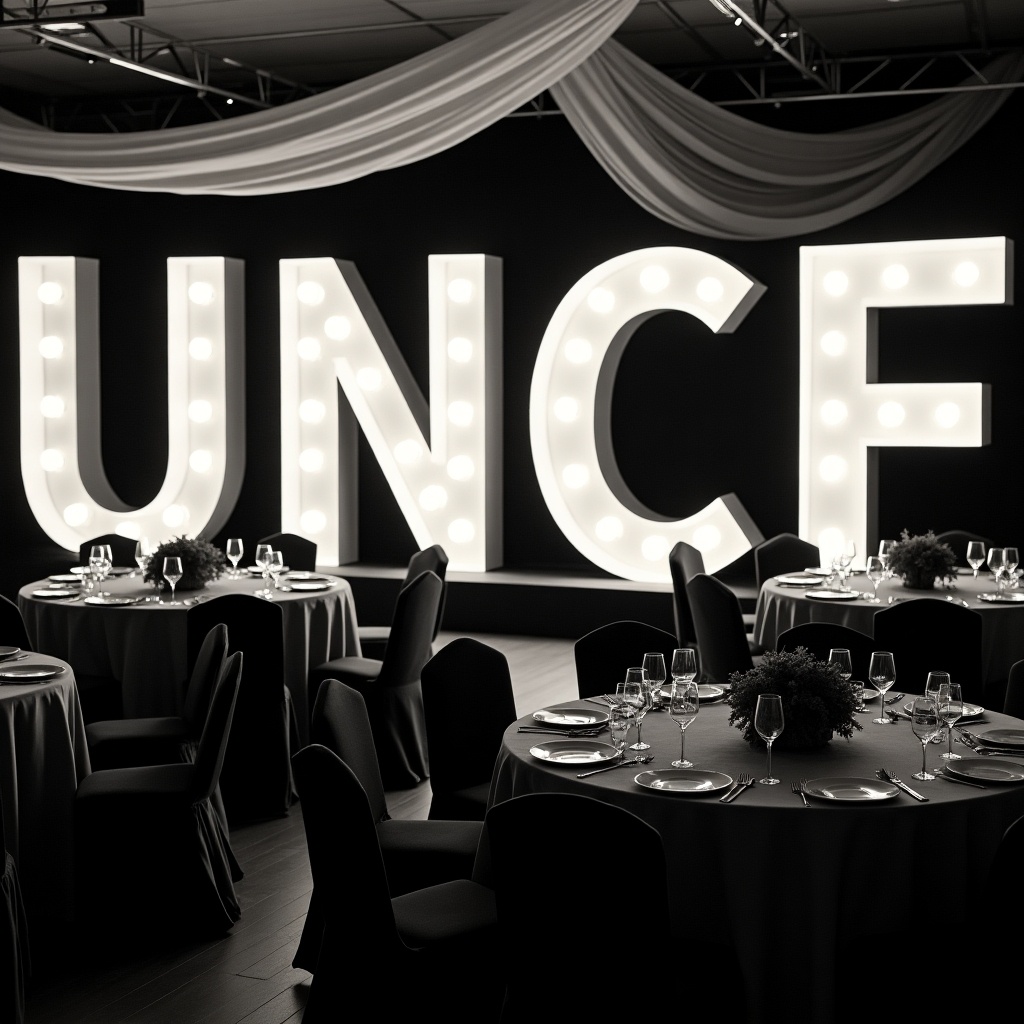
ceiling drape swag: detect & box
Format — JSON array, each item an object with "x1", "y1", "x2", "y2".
[
  {"x1": 551, "y1": 40, "x2": 1024, "y2": 240},
  {"x1": 0, "y1": 0, "x2": 1018, "y2": 240}
]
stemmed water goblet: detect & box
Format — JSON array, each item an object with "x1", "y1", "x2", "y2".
[
  {"x1": 987, "y1": 547, "x2": 1006, "y2": 592},
  {"x1": 911, "y1": 695, "x2": 940, "y2": 781},
  {"x1": 668, "y1": 676, "x2": 699, "y2": 768},
  {"x1": 267, "y1": 549, "x2": 285, "y2": 595},
  {"x1": 925, "y1": 671, "x2": 949, "y2": 743},
  {"x1": 226, "y1": 538, "x2": 244, "y2": 579},
  {"x1": 839, "y1": 539, "x2": 856, "y2": 589},
  {"x1": 878, "y1": 539, "x2": 896, "y2": 580},
  {"x1": 621, "y1": 667, "x2": 653, "y2": 751},
  {"x1": 642, "y1": 651, "x2": 667, "y2": 711},
  {"x1": 868, "y1": 651, "x2": 896, "y2": 724},
  {"x1": 935, "y1": 679, "x2": 963, "y2": 761},
  {"x1": 966, "y1": 541, "x2": 986, "y2": 579},
  {"x1": 162, "y1": 556, "x2": 183, "y2": 605},
  {"x1": 89, "y1": 543, "x2": 112, "y2": 598},
  {"x1": 609, "y1": 704, "x2": 631, "y2": 761},
  {"x1": 1004, "y1": 547, "x2": 1019, "y2": 589},
  {"x1": 754, "y1": 693, "x2": 784, "y2": 785},
  {"x1": 134, "y1": 537, "x2": 151, "y2": 576},
  {"x1": 828, "y1": 648, "x2": 859, "y2": 710},
  {"x1": 865, "y1": 556, "x2": 885, "y2": 603},
  {"x1": 254, "y1": 543, "x2": 273, "y2": 597}
]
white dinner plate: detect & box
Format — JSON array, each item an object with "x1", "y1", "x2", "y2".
[
  {"x1": 974, "y1": 728, "x2": 1024, "y2": 750},
  {"x1": 106, "y1": 566, "x2": 136, "y2": 577},
  {"x1": 528, "y1": 740, "x2": 620, "y2": 764},
  {"x1": 805, "y1": 591, "x2": 861, "y2": 601},
  {"x1": 247, "y1": 565, "x2": 290, "y2": 574},
  {"x1": 903, "y1": 701, "x2": 983, "y2": 719},
  {"x1": 532, "y1": 706, "x2": 610, "y2": 728},
  {"x1": 0, "y1": 663, "x2": 65, "y2": 682},
  {"x1": 802, "y1": 777, "x2": 899, "y2": 801},
  {"x1": 0, "y1": 647, "x2": 21, "y2": 660},
  {"x1": 48, "y1": 574, "x2": 82, "y2": 584},
  {"x1": 698, "y1": 684, "x2": 725, "y2": 702},
  {"x1": 775, "y1": 574, "x2": 824, "y2": 587},
  {"x1": 803, "y1": 567, "x2": 831, "y2": 576},
  {"x1": 31, "y1": 588, "x2": 79, "y2": 599},
  {"x1": 84, "y1": 596, "x2": 143, "y2": 606},
  {"x1": 286, "y1": 581, "x2": 335, "y2": 591},
  {"x1": 283, "y1": 572, "x2": 336, "y2": 584},
  {"x1": 634, "y1": 769, "x2": 733, "y2": 795},
  {"x1": 978, "y1": 592, "x2": 1024, "y2": 603},
  {"x1": 945, "y1": 758, "x2": 1024, "y2": 783},
  {"x1": 68, "y1": 566, "x2": 90, "y2": 575},
  {"x1": 860, "y1": 688, "x2": 878, "y2": 701}
]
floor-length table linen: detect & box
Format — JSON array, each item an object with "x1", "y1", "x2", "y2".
[
  {"x1": 0, "y1": 655, "x2": 90, "y2": 925},
  {"x1": 490, "y1": 697, "x2": 1024, "y2": 1024},
  {"x1": 18, "y1": 572, "x2": 362, "y2": 746},
  {"x1": 754, "y1": 571, "x2": 1024, "y2": 696}
]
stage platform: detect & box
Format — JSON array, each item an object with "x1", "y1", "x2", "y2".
[{"x1": 331, "y1": 563, "x2": 758, "y2": 640}]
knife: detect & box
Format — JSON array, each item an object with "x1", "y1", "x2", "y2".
[
  {"x1": 721, "y1": 778, "x2": 755, "y2": 803},
  {"x1": 935, "y1": 772, "x2": 986, "y2": 790},
  {"x1": 878, "y1": 770, "x2": 928, "y2": 802},
  {"x1": 576, "y1": 757, "x2": 644, "y2": 779}
]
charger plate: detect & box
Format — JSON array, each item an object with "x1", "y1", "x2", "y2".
[
  {"x1": 31, "y1": 588, "x2": 79, "y2": 599},
  {"x1": 974, "y1": 728, "x2": 1024, "y2": 750},
  {"x1": 802, "y1": 777, "x2": 899, "y2": 801},
  {"x1": 533, "y1": 706, "x2": 610, "y2": 728},
  {"x1": 979, "y1": 592, "x2": 1024, "y2": 603},
  {"x1": 904, "y1": 701, "x2": 983, "y2": 719},
  {"x1": 84, "y1": 596, "x2": 142, "y2": 606},
  {"x1": 286, "y1": 581, "x2": 335, "y2": 591},
  {"x1": 634, "y1": 769, "x2": 732, "y2": 795},
  {"x1": 0, "y1": 647, "x2": 21, "y2": 659},
  {"x1": 0, "y1": 663, "x2": 65, "y2": 681},
  {"x1": 945, "y1": 758, "x2": 1024, "y2": 783},
  {"x1": 805, "y1": 591, "x2": 860, "y2": 601},
  {"x1": 529, "y1": 740, "x2": 619, "y2": 764},
  {"x1": 775, "y1": 574, "x2": 823, "y2": 587}
]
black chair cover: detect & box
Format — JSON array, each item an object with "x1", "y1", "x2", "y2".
[
  {"x1": 776, "y1": 622, "x2": 876, "y2": 683},
  {"x1": 755, "y1": 532, "x2": 822, "y2": 588},
  {"x1": 573, "y1": 620, "x2": 679, "y2": 699},
  {"x1": 0, "y1": 596, "x2": 32, "y2": 652},
  {"x1": 0, "y1": 785, "x2": 29, "y2": 1024},
  {"x1": 76, "y1": 534, "x2": 138, "y2": 567},
  {"x1": 421, "y1": 638, "x2": 517, "y2": 820},
  {"x1": 1004, "y1": 660, "x2": 1024, "y2": 719},
  {"x1": 256, "y1": 532, "x2": 318, "y2": 572},
  {"x1": 933, "y1": 530, "x2": 994, "y2": 567},
  {"x1": 687, "y1": 573, "x2": 757, "y2": 684}
]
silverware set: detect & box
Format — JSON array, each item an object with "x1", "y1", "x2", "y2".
[
  {"x1": 877, "y1": 767, "x2": 928, "y2": 802},
  {"x1": 576, "y1": 754, "x2": 653, "y2": 778},
  {"x1": 517, "y1": 726, "x2": 605, "y2": 737},
  {"x1": 792, "y1": 779, "x2": 809, "y2": 806},
  {"x1": 719, "y1": 773, "x2": 754, "y2": 803},
  {"x1": 955, "y1": 729, "x2": 1024, "y2": 757},
  {"x1": 933, "y1": 769, "x2": 987, "y2": 789}
]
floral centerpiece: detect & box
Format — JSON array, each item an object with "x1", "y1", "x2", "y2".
[
  {"x1": 886, "y1": 529, "x2": 958, "y2": 590},
  {"x1": 727, "y1": 647, "x2": 862, "y2": 750},
  {"x1": 144, "y1": 535, "x2": 225, "y2": 591}
]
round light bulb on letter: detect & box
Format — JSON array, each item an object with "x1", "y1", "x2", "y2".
[
  {"x1": 692, "y1": 525, "x2": 722, "y2": 551},
  {"x1": 448, "y1": 401, "x2": 474, "y2": 427},
  {"x1": 564, "y1": 337, "x2": 592, "y2": 364},
  {"x1": 299, "y1": 399, "x2": 326, "y2": 424},
  {"x1": 300, "y1": 510, "x2": 327, "y2": 534},
  {"x1": 561, "y1": 464, "x2": 589, "y2": 489},
  {"x1": 952, "y1": 262, "x2": 980, "y2": 287},
  {"x1": 63, "y1": 503, "x2": 88, "y2": 527},
  {"x1": 819, "y1": 455, "x2": 847, "y2": 482},
  {"x1": 162, "y1": 504, "x2": 189, "y2": 528},
  {"x1": 447, "y1": 455, "x2": 474, "y2": 481},
  {"x1": 189, "y1": 449, "x2": 213, "y2": 473},
  {"x1": 447, "y1": 336, "x2": 473, "y2": 363},
  {"x1": 696, "y1": 277, "x2": 724, "y2": 302},
  {"x1": 820, "y1": 330, "x2": 846, "y2": 356},
  {"x1": 188, "y1": 282, "x2": 215, "y2": 305},
  {"x1": 38, "y1": 281, "x2": 63, "y2": 305},
  {"x1": 188, "y1": 400, "x2": 213, "y2": 423},
  {"x1": 448, "y1": 519, "x2": 475, "y2": 543},
  {"x1": 877, "y1": 401, "x2": 906, "y2": 428},
  {"x1": 587, "y1": 287, "x2": 614, "y2": 313},
  {"x1": 881, "y1": 264, "x2": 909, "y2": 290},
  {"x1": 324, "y1": 316, "x2": 351, "y2": 340},
  {"x1": 822, "y1": 271, "x2": 849, "y2": 296},
  {"x1": 820, "y1": 399, "x2": 848, "y2": 426},
  {"x1": 447, "y1": 278, "x2": 473, "y2": 303},
  {"x1": 595, "y1": 516, "x2": 623, "y2": 542},
  {"x1": 41, "y1": 395, "x2": 64, "y2": 418},
  {"x1": 188, "y1": 336, "x2": 213, "y2": 360},
  {"x1": 641, "y1": 535, "x2": 669, "y2": 562},
  {"x1": 40, "y1": 448, "x2": 65, "y2": 471},
  {"x1": 419, "y1": 485, "x2": 448, "y2": 511},
  {"x1": 934, "y1": 402, "x2": 961, "y2": 428},
  {"x1": 639, "y1": 265, "x2": 669, "y2": 293},
  {"x1": 39, "y1": 335, "x2": 63, "y2": 359},
  {"x1": 296, "y1": 336, "x2": 321, "y2": 360},
  {"x1": 553, "y1": 397, "x2": 579, "y2": 423},
  {"x1": 299, "y1": 448, "x2": 324, "y2": 472},
  {"x1": 394, "y1": 440, "x2": 422, "y2": 464},
  {"x1": 297, "y1": 281, "x2": 325, "y2": 305}
]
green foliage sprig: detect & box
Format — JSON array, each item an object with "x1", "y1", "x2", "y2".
[
  {"x1": 886, "y1": 529, "x2": 958, "y2": 587},
  {"x1": 144, "y1": 535, "x2": 225, "y2": 590},
  {"x1": 727, "y1": 647, "x2": 862, "y2": 748}
]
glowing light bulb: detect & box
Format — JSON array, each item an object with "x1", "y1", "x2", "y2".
[
  {"x1": 189, "y1": 449, "x2": 213, "y2": 472},
  {"x1": 696, "y1": 277, "x2": 724, "y2": 302},
  {"x1": 324, "y1": 316, "x2": 351, "y2": 340},
  {"x1": 820, "y1": 330, "x2": 846, "y2": 356},
  {"x1": 819, "y1": 455, "x2": 847, "y2": 482},
  {"x1": 299, "y1": 448, "x2": 324, "y2": 472},
  {"x1": 297, "y1": 281, "x2": 325, "y2": 305},
  {"x1": 394, "y1": 440, "x2": 422, "y2": 464},
  {"x1": 188, "y1": 400, "x2": 213, "y2": 423},
  {"x1": 587, "y1": 287, "x2": 614, "y2": 313},
  {"x1": 419, "y1": 485, "x2": 448, "y2": 511},
  {"x1": 162, "y1": 504, "x2": 189, "y2": 528},
  {"x1": 881, "y1": 264, "x2": 909, "y2": 290},
  {"x1": 562, "y1": 464, "x2": 589, "y2": 489},
  {"x1": 41, "y1": 395, "x2": 64, "y2": 418},
  {"x1": 300, "y1": 510, "x2": 327, "y2": 534},
  {"x1": 40, "y1": 448, "x2": 64, "y2": 471},
  {"x1": 553, "y1": 397, "x2": 579, "y2": 423},
  {"x1": 877, "y1": 401, "x2": 906, "y2": 428},
  {"x1": 641, "y1": 535, "x2": 669, "y2": 561},
  {"x1": 63, "y1": 503, "x2": 88, "y2": 527},
  {"x1": 299, "y1": 399, "x2": 326, "y2": 423},
  {"x1": 447, "y1": 455, "x2": 474, "y2": 480},
  {"x1": 820, "y1": 400, "x2": 848, "y2": 425},
  {"x1": 116, "y1": 522, "x2": 141, "y2": 540},
  {"x1": 935, "y1": 402, "x2": 961, "y2": 428},
  {"x1": 953, "y1": 262, "x2": 980, "y2": 287},
  {"x1": 447, "y1": 336, "x2": 473, "y2": 363},
  {"x1": 188, "y1": 281, "x2": 215, "y2": 305},
  {"x1": 693, "y1": 525, "x2": 722, "y2": 550},
  {"x1": 448, "y1": 401, "x2": 474, "y2": 427},
  {"x1": 639, "y1": 265, "x2": 669, "y2": 292},
  {"x1": 188, "y1": 336, "x2": 213, "y2": 360},
  {"x1": 564, "y1": 338, "x2": 592, "y2": 364},
  {"x1": 296, "y1": 336, "x2": 321, "y2": 360},
  {"x1": 448, "y1": 519, "x2": 475, "y2": 543},
  {"x1": 595, "y1": 516, "x2": 623, "y2": 542},
  {"x1": 822, "y1": 271, "x2": 849, "y2": 296},
  {"x1": 38, "y1": 281, "x2": 63, "y2": 304},
  {"x1": 818, "y1": 527, "x2": 844, "y2": 557},
  {"x1": 447, "y1": 278, "x2": 473, "y2": 303},
  {"x1": 38, "y1": 335, "x2": 63, "y2": 359}
]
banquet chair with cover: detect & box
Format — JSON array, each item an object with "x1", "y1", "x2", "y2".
[
  {"x1": 358, "y1": 544, "x2": 449, "y2": 660},
  {"x1": 687, "y1": 573, "x2": 763, "y2": 685},
  {"x1": 291, "y1": 744, "x2": 502, "y2": 1023},
  {"x1": 0, "y1": 595, "x2": 32, "y2": 652},
  {"x1": 76, "y1": 533, "x2": 137, "y2": 568},
  {"x1": 776, "y1": 622, "x2": 876, "y2": 683},
  {"x1": 871, "y1": 599, "x2": 984, "y2": 705},
  {"x1": 187, "y1": 596, "x2": 298, "y2": 824},
  {"x1": 307, "y1": 570, "x2": 442, "y2": 789},
  {"x1": 574, "y1": 620, "x2": 680, "y2": 700},
  {"x1": 256, "y1": 532, "x2": 317, "y2": 572},
  {"x1": 754, "y1": 532, "x2": 822, "y2": 589},
  {"x1": 670, "y1": 540, "x2": 758, "y2": 648},
  {"x1": 292, "y1": 678, "x2": 483, "y2": 974},
  {"x1": 976, "y1": 813, "x2": 1024, "y2": 992},
  {"x1": 421, "y1": 637, "x2": 518, "y2": 821},
  {"x1": 74, "y1": 651, "x2": 244, "y2": 941},
  {"x1": 934, "y1": 530, "x2": 993, "y2": 567},
  {"x1": 1003, "y1": 660, "x2": 1024, "y2": 719},
  {"x1": 0, "y1": 785, "x2": 29, "y2": 1024}
]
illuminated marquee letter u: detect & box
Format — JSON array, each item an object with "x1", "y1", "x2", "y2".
[
  {"x1": 18, "y1": 256, "x2": 245, "y2": 550},
  {"x1": 530, "y1": 247, "x2": 766, "y2": 582}
]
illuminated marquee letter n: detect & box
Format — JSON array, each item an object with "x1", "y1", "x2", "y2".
[
  {"x1": 799, "y1": 237, "x2": 1011, "y2": 561},
  {"x1": 530, "y1": 247, "x2": 766, "y2": 582},
  {"x1": 279, "y1": 255, "x2": 502, "y2": 571}
]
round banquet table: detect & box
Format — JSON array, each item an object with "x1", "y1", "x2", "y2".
[
  {"x1": 18, "y1": 569, "x2": 362, "y2": 746},
  {"x1": 0, "y1": 653, "x2": 90, "y2": 926},
  {"x1": 754, "y1": 569, "x2": 1024, "y2": 698},
  {"x1": 490, "y1": 696, "x2": 1024, "y2": 1024}
]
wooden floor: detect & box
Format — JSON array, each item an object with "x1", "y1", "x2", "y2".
[{"x1": 25, "y1": 632, "x2": 576, "y2": 1024}]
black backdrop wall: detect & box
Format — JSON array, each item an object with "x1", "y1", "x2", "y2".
[{"x1": 1, "y1": 91, "x2": 1021, "y2": 605}]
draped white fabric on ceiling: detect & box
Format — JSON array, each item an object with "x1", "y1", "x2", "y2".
[{"x1": 0, "y1": 0, "x2": 1019, "y2": 239}]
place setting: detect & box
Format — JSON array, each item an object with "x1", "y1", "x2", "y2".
[{"x1": 0, "y1": 661, "x2": 67, "y2": 684}]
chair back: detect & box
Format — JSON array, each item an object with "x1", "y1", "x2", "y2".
[
  {"x1": 871, "y1": 599, "x2": 984, "y2": 703},
  {"x1": 934, "y1": 531, "x2": 993, "y2": 567},
  {"x1": 573, "y1": 620, "x2": 680, "y2": 699},
  {"x1": 0, "y1": 595, "x2": 32, "y2": 651},
  {"x1": 310, "y1": 678, "x2": 389, "y2": 824},
  {"x1": 687, "y1": 573, "x2": 755, "y2": 684},
  {"x1": 404, "y1": 545, "x2": 449, "y2": 641},
  {"x1": 191, "y1": 651, "x2": 243, "y2": 802},
  {"x1": 182, "y1": 623, "x2": 229, "y2": 734},
  {"x1": 256, "y1": 532, "x2": 317, "y2": 571},
  {"x1": 421, "y1": 638, "x2": 517, "y2": 804},
  {"x1": 377, "y1": 571, "x2": 444, "y2": 691},
  {"x1": 755, "y1": 533, "x2": 822, "y2": 589},
  {"x1": 77, "y1": 533, "x2": 137, "y2": 567},
  {"x1": 776, "y1": 622, "x2": 876, "y2": 683},
  {"x1": 485, "y1": 793, "x2": 670, "y2": 1017},
  {"x1": 1003, "y1": 659, "x2": 1024, "y2": 719},
  {"x1": 667, "y1": 542, "x2": 697, "y2": 646}
]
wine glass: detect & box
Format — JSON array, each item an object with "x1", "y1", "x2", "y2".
[
  {"x1": 868, "y1": 651, "x2": 896, "y2": 724},
  {"x1": 89, "y1": 544, "x2": 112, "y2": 598},
  {"x1": 966, "y1": 541, "x2": 986, "y2": 578},
  {"x1": 925, "y1": 671, "x2": 949, "y2": 743},
  {"x1": 621, "y1": 667, "x2": 652, "y2": 751},
  {"x1": 134, "y1": 537, "x2": 152, "y2": 576},
  {"x1": 267, "y1": 549, "x2": 285, "y2": 594},
  {"x1": 642, "y1": 652, "x2": 667, "y2": 711},
  {"x1": 828, "y1": 648, "x2": 859, "y2": 710},
  {"x1": 162, "y1": 556, "x2": 183, "y2": 605},
  {"x1": 878, "y1": 539, "x2": 896, "y2": 579},
  {"x1": 935, "y1": 679, "x2": 963, "y2": 761},
  {"x1": 754, "y1": 693, "x2": 784, "y2": 785},
  {"x1": 839, "y1": 539, "x2": 856, "y2": 589},
  {"x1": 668, "y1": 678, "x2": 699, "y2": 768},
  {"x1": 609, "y1": 704, "x2": 631, "y2": 760},
  {"x1": 1004, "y1": 547, "x2": 1019, "y2": 585},
  {"x1": 254, "y1": 543, "x2": 273, "y2": 596},
  {"x1": 987, "y1": 547, "x2": 1006, "y2": 591},
  {"x1": 911, "y1": 695, "x2": 940, "y2": 781},
  {"x1": 226, "y1": 538, "x2": 244, "y2": 578},
  {"x1": 865, "y1": 555, "x2": 885, "y2": 603}
]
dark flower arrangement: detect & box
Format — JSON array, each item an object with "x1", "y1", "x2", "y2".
[
  {"x1": 144, "y1": 535, "x2": 225, "y2": 591},
  {"x1": 727, "y1": 647, "x2": 862, "y2": 750},
  {"x1": 886, "y1": 529, "x2": 958, "y2": 589}
]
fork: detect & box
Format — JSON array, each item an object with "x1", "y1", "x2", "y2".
[
  {"x1": 792, "y1": 780, "x2": 809, "y2": 806},
  {"x1": 881, "y1": 768, "x2": 929, "y2": 802},
  {"x1": 884, "y1": 692, "x2": 905, "y2": 705},
  {"x1": 721, "y1": 772, "x2": 754, "y2": 803}
]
